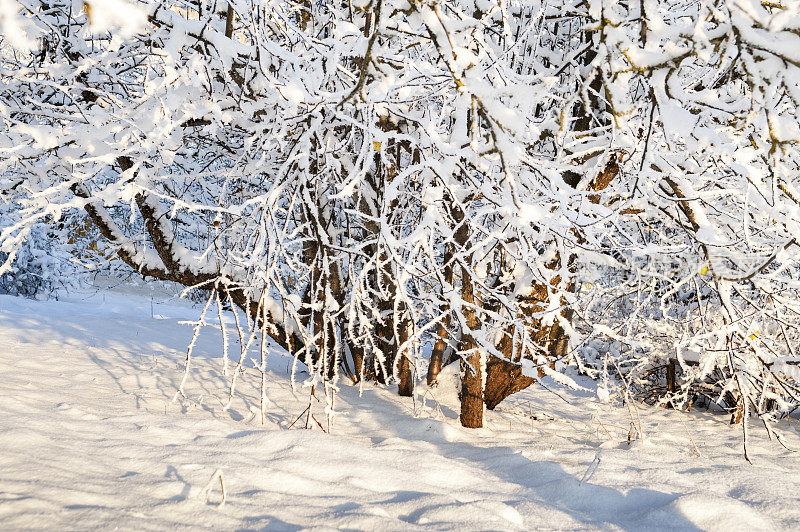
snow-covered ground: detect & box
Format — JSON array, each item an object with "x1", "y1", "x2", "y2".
[{"x1": 1, "y1": 289, "x2": 799, "y2": 530}]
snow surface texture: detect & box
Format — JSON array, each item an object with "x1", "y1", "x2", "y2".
[{"x1": 1, "y1": 290, "x2": 799, "y2": 530}]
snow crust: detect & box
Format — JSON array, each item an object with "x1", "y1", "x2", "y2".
[{"x1": 1, "y1": 289, "x2": 799, "y2": 530}]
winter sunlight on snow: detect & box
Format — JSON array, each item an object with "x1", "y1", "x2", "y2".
[{"x1": 0, "y1": 290, "x2": 798, "y2": 529}]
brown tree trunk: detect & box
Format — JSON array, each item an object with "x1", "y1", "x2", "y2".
[
  {"x1": 445, "y1": 200, "x2": 483, "y2": 427},
  {"x1": 458, "y1": 263, "x2": 483, "y2": 427},
  {"x1": 398, "y1": 355, "x2": 413, "y2": 396},
  {"x1": 730, "y1": 399, "x2": 744, "y2": 425},
  {"x1": 225, "y1": 3, "x2": 235, "y2": 37},
  {"x1": 666, "y1": 359, "x2": 676, "y2": 394},
  {"x1": 484, "y1": 357, "x2": 534, "y2": 410},
  {"x1": 483, "y1": 326, "x2": 534, "y2": 410},
  {"x1": 349, "y1": 342, "x2": 365, "y2": 382},
  {"x1": 397, "y1": 311, "x2": 413, "y2": 396},
  {"x1": 481, "y1": 152, "x2": 618, "y2": 409},
  {"x1": 486, "y1": 30, "x2": 613, "y2": 410},
  {"x1": 483, "y1": 277, "x2": 550, "y2": 408},
  {"x1": 426, "y1": 321, "x2": 447, "y2": 385},
  {"x1": 374, "y1": 254, "x2": 398, "y2": 383}
]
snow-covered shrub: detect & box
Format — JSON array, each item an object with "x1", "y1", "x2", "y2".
[
  {"x1": 0, "y1": 0, "x2": 799, "y2": 444},
  {"x1": 0, "y1": 202, "x2": 91, "y2": 298}
]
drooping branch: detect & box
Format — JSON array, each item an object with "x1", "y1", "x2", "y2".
[{"x1": 74, "y1": 157, "x2": 302, "y2": 355}]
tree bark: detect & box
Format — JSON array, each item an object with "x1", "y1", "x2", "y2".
[
  {"x1": 397, "y1": 317, "x2": 413, "y2": 396},
  {"x1": 454, "y1": 201, "x2": 482, "y2": 427},
  {"x1": 459, "y1": 263, "x2": 483, "y2": 427}
]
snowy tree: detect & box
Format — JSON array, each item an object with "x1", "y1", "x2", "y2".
[
  {"x1": 1, "y1": 0, "x2": 800, "y2": 440},
  {"x1": 549, "y1": 0, "x2": 800, "y2": 456}
]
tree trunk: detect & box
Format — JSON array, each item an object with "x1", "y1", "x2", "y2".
[
  {"x1": 483, "y1": 326, "x2": 534, "y2": 410},
  {"x1": 397, "y1": 311, "x2": 413, "y2": 396},
  {"x1": 459, "y1": 263, "x2": 483, "y2": 428},
  {"x1": 426, "y1": 322, "x2": 447, "y2": 385},
  {"x1": 398, "y1": 355, "x2": 413, "y2": 396},
  {"x1": 666, "y1": 359, "x2": 676, "y2": 394}
]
